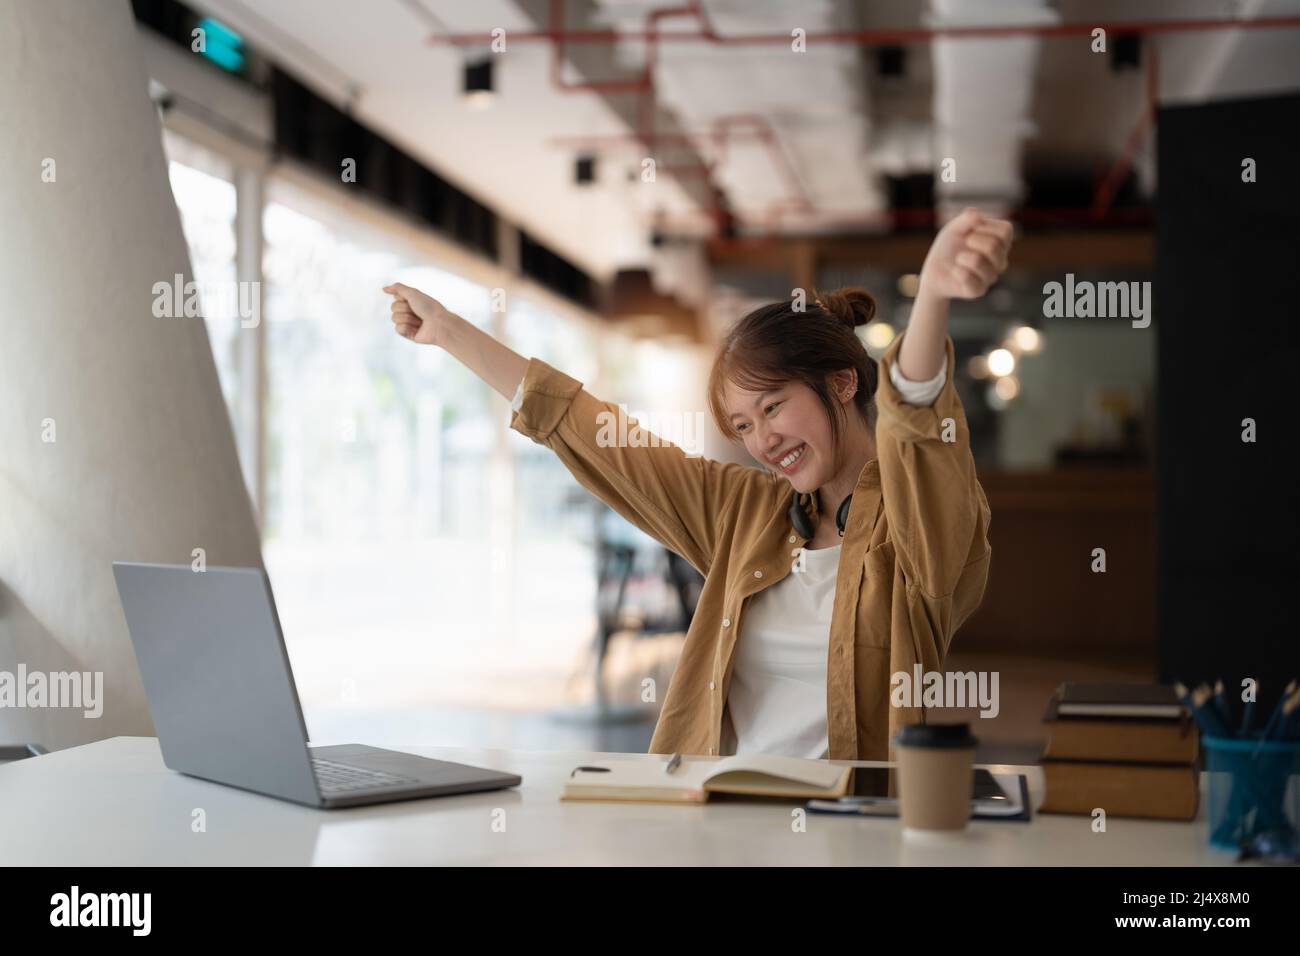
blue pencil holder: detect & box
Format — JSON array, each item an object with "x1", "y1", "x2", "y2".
[{"x1": 1203, "y1": 735, "x2": 1300, "y2": 850}]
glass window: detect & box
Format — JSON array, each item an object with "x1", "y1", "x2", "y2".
[
  {"x1": 162, "y1": 132, "x2": 250, "y2": 491},
  {"x1": 165, "y1": 139, "x2": 615, "y2": 738},
  {"x1": 260, "y1": 179, "x2": 604, "y2": 732},
  {"x1": 504, "y1": 297, "x2": 602, "y2": 685}
]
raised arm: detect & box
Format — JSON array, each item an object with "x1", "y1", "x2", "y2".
[
  {"x1": 902, "y1": 207, "x2": 1013, "y2": 381},
  {"x1": 383, "y1": 282, "x2": 771, "y2": 574},
  {"x1": 875, "y1": 208, "x2": 1012, "y2": 598},
  {"x1": 384, "y1": 282, "x2": 527, "y2": 401}
]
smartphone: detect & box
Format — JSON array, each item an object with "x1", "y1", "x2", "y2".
[{"x1": 806, "y1": 767, "x2": 1017, "y2": 817}]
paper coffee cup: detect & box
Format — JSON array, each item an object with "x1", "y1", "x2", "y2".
[{"x1": 893, "y1": 723, "x2": 977, "y2": 833}]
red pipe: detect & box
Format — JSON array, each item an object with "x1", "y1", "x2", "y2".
[
  {"x1": 548, "y1": 0, "x2": 657, "y2": 93},
  {"x1": 542, "y1": 0, "x2": 812, "y2": 219},
  {"x1": 427, "y1": 14, "x2": 1300, "y2": 46},
  {"x1": 712, "y1": 114, "x2": 813, "y2": 213},
  {"x1": 443, "y1": 2, "x2": 1282, "y2": 235},
  {"x1": 1091, "y1": 44, "x2": 1159, "y2": 218}
]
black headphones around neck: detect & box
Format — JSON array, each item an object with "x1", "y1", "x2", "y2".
[{"x1": 788, "y1": 492, "x2": 853, "y2": 540}]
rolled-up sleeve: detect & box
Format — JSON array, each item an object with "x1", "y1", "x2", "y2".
[
  {"x1": 875, "y1": 334, "x2": 991, "y2": 602},
  {"x1": 888, "y1": 360, "x2": 946, "y2": 406},
  {"x1": 508, "y1": 356, "x2": 766, "y2": 574}
]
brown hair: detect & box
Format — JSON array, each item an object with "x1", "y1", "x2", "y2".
[{"x1": 707, "y1": 287, "x2": 880, "y2": 460}]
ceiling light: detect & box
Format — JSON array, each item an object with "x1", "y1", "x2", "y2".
[
  {"x1": 864, "y1": 322, "x2": 895, "y2": 350},
  {"x1": 1112, "y1": 34, "x2": 1141, "y2": 71},
  {"x1": 463, "y1": 57, "x2": 493, "y2": 108},
  {"x1": 1011, "y1": 325, "x2": 1042, "y2": 353},
  {"x1": 987, "y1": 348, "x2": 1015, "y2": 377},
  {"x1": 876, "y1": 45, "x2": 907, "y2": 79}
]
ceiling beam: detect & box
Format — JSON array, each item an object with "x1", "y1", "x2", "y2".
[{"x1": 709, "y1": 229, "x2": 1154, "y2": 278}]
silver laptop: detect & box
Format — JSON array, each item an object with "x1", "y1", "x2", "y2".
[{"x1": 111, "y1": 561, "x2": 521, "y2": 809}]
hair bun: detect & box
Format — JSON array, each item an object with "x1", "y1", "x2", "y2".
[{"x1": 817, "y1": 287, "x2": 876, "y2": 328}]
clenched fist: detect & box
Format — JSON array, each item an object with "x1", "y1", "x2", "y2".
[
  {"x1": 383, "y1": 282, "x2": 450, "y2": 346},
  {"x1": 918, "y1": 208, "x2": 1014, "y2": 301}
]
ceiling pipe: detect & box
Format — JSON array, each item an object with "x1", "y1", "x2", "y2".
[
  {"x1": 638, "y1": 3, "x2": 699, "y2": 138},
  {"x1": 542, "y1": 0, "x2": 730, "y2": 229},
  {"x1": 1091, "y1": 43, "x2": 1159, "y2": 218},
  {"x1": 545, "y1": 120, "x2": 814, "y2": 210},
  {"x1": 548, "y1": 0, "x2": 668, "y2": 93},
  {"x1": 540, "y1": 1, "x2": 813, "y2": 225},
  {"x1": 712, "y1": 114, "x2": 813, "y2": 214},
  {"x1": 427, "y1": 13, "x2": 1300, "y2": 46},
  {"x1": 434, "y1": 4, "x2": 1290, "y2": 239}
]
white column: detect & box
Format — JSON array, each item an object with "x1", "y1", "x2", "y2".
[{"x1": 0, "y1": 0, "x2": 263, "y2": 750}]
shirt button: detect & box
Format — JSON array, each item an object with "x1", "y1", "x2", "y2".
[
  {"x1": 753, "y1": 570, "x2": 763, "y2": 579},
  {"x1": 788, "y1": 534, "x2": 796, "y2": 543},
  {"x1": 709, "y1": 747, "x2": 715, "y2": 755},
  {"x1": 709, "y1": 681, "x2": 716, "y2": 690},
  {"x1": 722, "y1": 617, "x2": 731, "y2": 627}
]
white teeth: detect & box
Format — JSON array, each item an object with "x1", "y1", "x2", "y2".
[{"x1": 779, "y1": 445, "x2": 805, "y2": 468}]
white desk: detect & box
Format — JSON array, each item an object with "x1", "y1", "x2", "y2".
[{"x1": 0, "y1": 736, "x2": 1235, "y2": 865}]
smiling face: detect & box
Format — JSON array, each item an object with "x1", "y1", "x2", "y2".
[
  {"x1": 707, "y1": 294, "x2": 879, "y2": 500},
  {"x1": 724, "y1": 376, "x2": 848, "y2": 494}
]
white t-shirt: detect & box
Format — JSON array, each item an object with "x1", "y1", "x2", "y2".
[{"x1": 721, "y1": 541, "x2": 842, "y2": 758}]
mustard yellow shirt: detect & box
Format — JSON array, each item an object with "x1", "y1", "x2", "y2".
[{"x1": 508, "y1": 332, "x2": 991, "y2": 760}]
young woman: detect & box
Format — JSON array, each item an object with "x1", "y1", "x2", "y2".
[{"x1": 384, "y1": 207, "x2": 1012, "y2": 761}]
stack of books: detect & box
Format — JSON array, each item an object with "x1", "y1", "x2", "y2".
[{"x1": 1039, "y1": 682, "x2": 1199, "y2": 820}]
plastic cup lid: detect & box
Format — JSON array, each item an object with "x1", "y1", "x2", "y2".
[{"x1": 894, "y1": 722, "x2": 977, "y2": 749}]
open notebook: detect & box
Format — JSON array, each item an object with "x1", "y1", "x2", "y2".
[{"x1": 562, "y1": 754, "x2": 853, "y2": 804}]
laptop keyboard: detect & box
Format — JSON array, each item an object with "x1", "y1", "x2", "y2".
[{"x1": 312, "y1": 756, "x2": 420, "y2": 793}]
